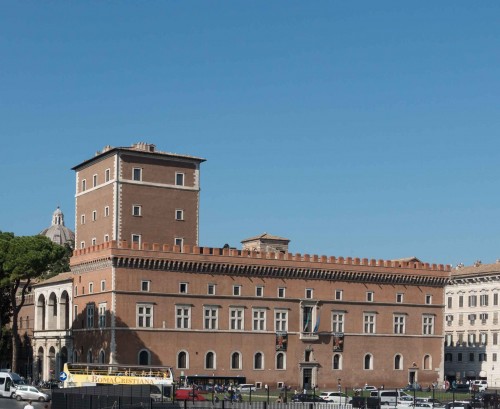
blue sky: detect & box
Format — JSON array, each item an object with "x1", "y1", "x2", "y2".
[{"x1": 1, "y1": 2, "x2": 499, "y2": 266}]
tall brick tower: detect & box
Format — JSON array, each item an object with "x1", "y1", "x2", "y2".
[{"x1": 72, "y1": 142, "x2": 205, "y2": 249}]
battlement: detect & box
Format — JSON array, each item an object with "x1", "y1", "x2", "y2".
[{"x1": 72, "y1": 240, "x2": 451, "y2": 272}]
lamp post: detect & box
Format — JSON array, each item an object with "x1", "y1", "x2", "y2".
[{"x1": 265, "y1": 384, "x2": 269, "y2": 404}]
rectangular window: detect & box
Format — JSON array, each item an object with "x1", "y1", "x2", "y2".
[
  {"x1": 364, "y1": 313, "x2": 376, "y2": 334},
  {"x1": 305, "y1": 288, "x2": 313, "y2": 299},
  {"x1": 458, "y1": 353, "x2": 462, "y2": 362},
  {"x1": 133, "y1": 168, "x2": 142, "y2": 181},
  {"x1": 141, "y1": 280, "x2": 150, "y2": 292},
  {"x1": 105, "y1": 168, "x2": 110, "y2": 182},
  {"x1": 204, "y1": 306, "x2": 218, "y2": 330},
  {"x1": 256, "y1": 286, "x2": 263, "y2": 297},
  {"x1": 494, "y1": 353, "x2": 498, "y2": 362},
  {"x1": 101, "y1": 280, "x2": 106, "y2": 291},
  {"x1": 447, "y1": 296, "x2": 452, "y2": 309},
  {"x1": 275, "y1": 310, "x2": 288, "y2": 332},
  {"x1": 470, "y1": 353, "x2": 475, "y2": 362},
  {"x1": 425, "y1": 294, "x2": 432, "y2": 305},
  {"x1": 278, "y1": 288, "x2": 285, "y2": 298},
  {"x1": 175, "y1": 209, "x2": 184, "y2": 220},
  {"x1": 176, "y1": 306, "x2": 191, "y2": 329},
  {"x1": 81, "y1": 214, "x2": 85, "y2": 225},
  {"x1": 92, "y1": 210, "x2": 97, "y2": 221},
  {"x1": 469, "y1": 295, "x2": 477, "y2": 307},
  {"x1": 80, "y1": 241, "x2": 85, "y2": 249},
  {"x1": 494, "y1": 293, "x2": 499, "y2": 306},
  {"x1": 229, "y1": 308, "x2": 244, "y2": 330},
  {"x1": 175, "y1": 172, "x2": 185, "y2": 186},
  {"x1": 233, "y1": 285, "x2": 241, "y2": 296},
  {"x1": 332, "y1": 312, "x2": 344, "y2": 333},
  {"x1": 93, "y1": 174, "x2": 97, "y2": 187},
  {"x1": 396, "y1": 293, "x2": 403, "y2": 303},
  {"x1": 494, "y1": 332, "x2": 498, "y2": 345},
  {"x1": 179, "y1": 282, "x2": 188, "y2": 294},
  {"x1": 175, "y1": 237, "x2": 183, "y2": 248},
  {"x1": 302, "y1": 305, "x2": 315, "y2": 332},
  {"x1": 367, "y1": 292, "x2": 374, "y2": 302},
  {"x1": 98, "y1": 303, "x2": 106, "y2": 327},
  {"x1": 104, "y1": 234, "x2": 109, "y2": 242},
  {"x1": 252, "y1": 308, "x2": 266, "y2": 331},
  {"x1": 423, "y1": 315, "x2": 435, "y2": 335},
  {"x1": 137, "y1": 304, "x2": 153, "y2": 328},
  {"x1": 335, "y1": 290, "x2": 343, "y2": 301},
  {"x1": 104, "y1": 206, "x2": 110, "y2": 217},
  {"x1": 82, "y1": 179, "x2": 86, "y2": 192},
  {"x1": 394, "y1": 314, "x2": 406, "y2": 334},
  {"x1": 91, "y1": 238, "x2": 96, "y2": 246},
  {"x1": 89, "y1": 282, "x2": 94, "y2": 294},
  {"x1": 480, "y1": 294, "x2": 489, "y2": 307},
  {"x1": 74, "y1": 305, "x2": 78, "y2": 319},
  {"x1": 86, "y1": 304, "x2": 95, "y2": 328},
  {"x1": 459, "y1": 295, "x2": 464, "y2": 308},
  {"x1": 132, "y1": 234, "x2": 141, "y2": 248},
  {"x1": 207, "y1": 284, "x2": 215, "y2": 295},
  {"x1": 132, "y1": 205, "x2": 142, "y2": 217},
  {"x1": 75, "y1": 286, "x2": 78, "y2": 296}
]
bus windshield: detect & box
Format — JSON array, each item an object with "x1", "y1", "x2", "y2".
[{"x1": 9, "y1": 372, "x2": 25, "y2": 385}]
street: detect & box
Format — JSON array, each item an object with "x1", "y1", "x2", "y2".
[{"x1": 0, "y1": 397, "x2": 51, "y2": 409}]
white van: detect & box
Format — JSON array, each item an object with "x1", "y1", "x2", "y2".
[
  {"x1": 370, "y1": 389, "x2": 411, "y2": 405},
  {"x1": 472, "y1": 380, "x2": 488, "y2": 391},
  {"x1": 0, "y1": 371, "x2": 25, "y2": 398}
]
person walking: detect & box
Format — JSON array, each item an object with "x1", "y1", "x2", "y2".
[{"x1": 24, "y1": 400, "x2": 34, "y2": 409}]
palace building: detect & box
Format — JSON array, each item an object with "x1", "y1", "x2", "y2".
[{"x1": 27, "y1": 142, "x2": 451, "y2": 389}]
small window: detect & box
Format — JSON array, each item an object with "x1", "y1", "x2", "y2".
[
  {"x1": 175, "y1": 238, "x2": 184, "y2": 248},
  {"x1": 132, "y1": 234, "x2": 141, "y2": 248},
  {"x1": 104, "y1": 234, "x2": 109, "y2": 242},
  {"x1": 82, "y1": 179, "x2": 86, "y2": 192},
  {"x1": 104, "y1": 206, "x2": 110, "y2": 217},
  {"x1": 133, "y1": 168, "x2": 142, "y2": 181},
  {"x1": 367, "y1": 292, "x2": 374, "y2": 302},
  {"x1": 175, "y1": 172, "x2": 185, "y2": 186},
  {"x1": 233, "y1": 285, "x2": 241, "y2": 296},
  {"x1": 80, "y1": 241, "x2": 85, "y2": 249},
  {"x1": 426, "y1": 294, "x2": 432, "y2": 305},
  {"x1": 175, "y1": 209, "x2": 184, "y2": 221},
  {"x1": 75, "y1": 286, "x2": 78, "y2": 296},
  {"x1": 305, "y1": 288, "x2": 313, "y2": 299},
  {"x1": 335, "y1": 290, "x2": 343, "y2": 301},
  {"x1": 179, "y1": 283, "x2": 188, "y2": 294},
  {"x1": 81, "y1": 214, "x2": 86, "y2": 225},
  {"x1": 92, "y1": 210, "x2": 97, "y2": 221},
  {"x1": 105, "y1": 168, "x2": 110, "y2": 182},
  {"x1": 91, "y1": 238, "x2": 96, "y2": 246},
  {"x1": 132, "y1": 205, "x2": 142, "y2": 217},
  {"x1": 141, "y1": 280, "x2": 150, "y2": 292},
  {"x1": 101, "y1": 280, "x2": 106, "y2": 291},
  {"x1": 396, "y1": 293, "x2": 403, "y2": 303},
  {"x1": 208, "y1": 284, "x2": 215, "y2": 295},
  {"x1": 93, "y1": 174, "x2": 98, "y2": 187},
  {"x1": 256, "y1": 286, "x2": 263, "y2": 297},
  {"x1": 278, "y1": 288, "x2": 285, "y2": 298}
]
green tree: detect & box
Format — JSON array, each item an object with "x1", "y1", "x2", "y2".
[{"x1": 0, "y1": 232, "x2": 67, "y2": 373}]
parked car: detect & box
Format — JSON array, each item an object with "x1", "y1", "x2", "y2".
[
  {"x1": 292, "y1": 393, "x2": 324, "y2": 402},
  {"x1": 12, "y1": 385, "x2": 50, "y2": 402},
  {"x1": 237, "y1": 384, "x2": 257, "y2": 392},
  {"x1": 446, "y1": 401, "x2": 471, "y2": 409},
  {"x1": 415, "y1": 402, "x2": 446, "y2": 409},
  {"x1": 320, "y1": 391, "x2": 350, "y2": 403},
  {"x1": 471, "y1": 380, "x2": 488, "y2": 392}
]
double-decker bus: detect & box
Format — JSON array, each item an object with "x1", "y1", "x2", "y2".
[{"x1": 62, "y1": 363, "x2": 174, "y2": 389}]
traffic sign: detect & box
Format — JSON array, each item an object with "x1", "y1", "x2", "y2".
[{"x1": 59, "y1": 371, "x2": 67, "y2": 381}]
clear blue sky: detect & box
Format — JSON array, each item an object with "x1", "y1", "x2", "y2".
[{"x1": 1, "y1": 2, "x2": 499, "y2": 267}]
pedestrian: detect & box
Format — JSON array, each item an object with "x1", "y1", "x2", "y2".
[
  {"x1": 276, "y1": 394, "x2": 283, "y2": 403},
  {"x1": 24, "y1": 400, "x2": 34, "y2": 409}
]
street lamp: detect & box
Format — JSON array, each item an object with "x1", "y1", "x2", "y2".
[{"x1": 265, "y1": 384, "x2": 269, "y2": 404}]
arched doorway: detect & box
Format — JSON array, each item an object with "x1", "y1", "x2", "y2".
[
  {"x1": 37, "y1": 347, "x2": 44, "y2": 382},
  {"x1": 36, "y1": 295, "x2": 46, "y2": 331},
  {"x1": 48, "y1": 347, "x2": 56, "y2": 380}
]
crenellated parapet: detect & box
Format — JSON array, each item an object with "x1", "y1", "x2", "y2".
[{"x1": 70, "y1": 240, "x2": 451, "y2": 286}]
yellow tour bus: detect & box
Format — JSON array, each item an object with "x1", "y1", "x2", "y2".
[{"x1": 62, "y1": 363, "x2": 174, "y2": 388}]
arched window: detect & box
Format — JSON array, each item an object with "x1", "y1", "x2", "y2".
[
  {"x1": 364, "y1": 354, "x2": 373, "y2": 370},
  {"x1": 177, "y1": 351, "x2": 188, "y2": 369},
  {"x1": 333, "y1": 353, "x2": 342, "y2": 370},
  {"x1": 394, "y1": 354, "x2": 402, "y2": 370},
  {"x1": 423, "y1": 354, "x2": 431, "y2": 370},
  {"x1": 99, "y1": 350, "x2": 105, "y2": 364},
  {"x1": 87, "y1": 349, "x2": 93, "y2": 364},
  {"x1": 254, "y1": 352, "x2": 263, "y2": 370},
  {"x1": 139, "y1": 350, "x2": 150, "y2": 365},
  {"x1": 276, "y1": 352, "x2": 286, "y2": 370},
  {"x1": 231, "y1": 352, "x2": 241, "y2": 370},
  {"x1": 205, "y1": 352, "x2": 215, "y2": 369}
]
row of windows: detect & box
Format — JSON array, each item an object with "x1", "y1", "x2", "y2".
[
  {"x1": 334, "y1": 353, "x2": 433, "y2": 371},
  {"x1": 79, "y1": 235, "x2": 185, "y2": 250},
  {"x1": 445, "y1": 332, "x2": 499, "y2": 346},
  {"x1": 444, "y1": 352, "x2": 491, "y2": 362},
  {"x1": 138, "y1": 280, "x2": 433, "y2": 304},
  {"x1": 81, "y1": 169, "x2": 187, "y2": 192},
  {"x1": 80, "y1": 206, "x2": 185, "y2": 224},
  {"x1": 447, "y1": 293, "x2": 500, "y2": 309},
  {"x1": 79, "y1": 303, "x2": 435, "y2": 335}
]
